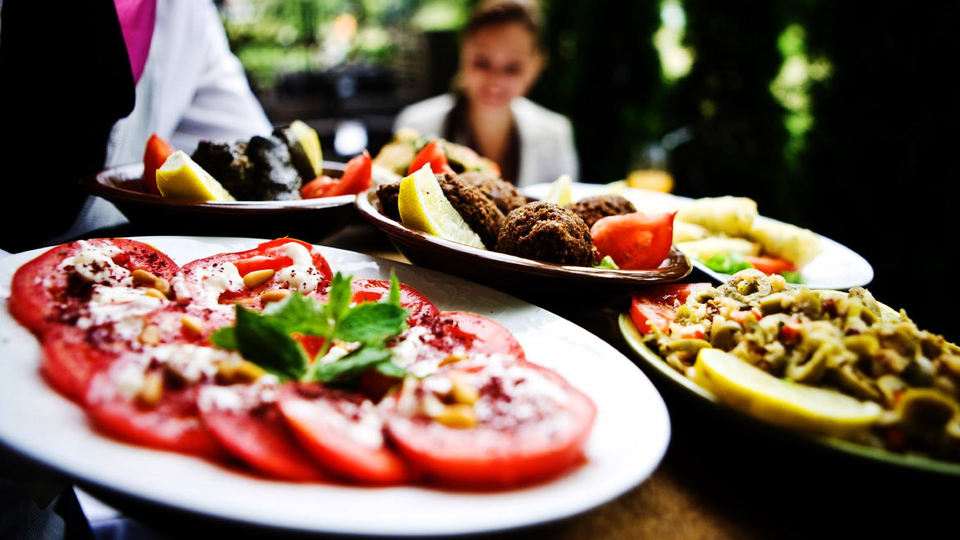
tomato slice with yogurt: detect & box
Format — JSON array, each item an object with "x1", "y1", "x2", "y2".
[
  {"x1": 277, "y1": 383, "x2": 412, "y2": 484},
  {"x1": 385, "y1": 358, "x2": 595, "y2": 488},
  {"x1": 172, "y1": 238, "x2": 333, "y2": 311},
  {"x1": 9, "y1": 238, "x2": 179, "y2": 335},
  {"x1": 82, "y1": 344, "x2": 254, "y2": 458},
  {"x1": 199, "y1": 383, "x2": 327, "y2": 482}
]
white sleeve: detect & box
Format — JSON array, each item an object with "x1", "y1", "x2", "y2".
[{"x1": 169, "y1": 0, "x2": 272, "y2": 152}]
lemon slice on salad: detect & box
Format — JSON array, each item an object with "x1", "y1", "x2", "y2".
[
  {"x1": 693, "y1": 348, "x2": 882, "y2": 438},
  {"x1": 398, "y1": 165, "x2": 485, "y2": 249},
  {"x1": 542, "y1": 174, "x2": 573, "y2": 206},
  {"x1": 156, "y1": 151, "x2": 235, "y2": 202}
]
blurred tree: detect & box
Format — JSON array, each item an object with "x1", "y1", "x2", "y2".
[
  {"x1": 663, "y1": 0, "x2": 788, "y2": 218},
  {"x1": 800, "y1": 1, "x2": 960, "y2": 335},
  {"x1": 532, "y1": 0, "x2": 662, "y2": 182}
]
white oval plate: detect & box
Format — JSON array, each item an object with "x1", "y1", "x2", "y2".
[
  {"x1": 0, "y1": 236, "x2": 670, "y2": 537},
  {"x1": 523, "y1": 182, "x2": 874, "y2": 290}
]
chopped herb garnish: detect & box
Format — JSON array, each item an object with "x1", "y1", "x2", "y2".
[
  {"x1": 594, "y1": 255, "x2": 620, "y2": 270},
  {"x1": 211, "y1": 270, "x2": 409, "y2": 386},
  {"x1": 781, "y1": 271, "x2": 803, "y2": 284}
]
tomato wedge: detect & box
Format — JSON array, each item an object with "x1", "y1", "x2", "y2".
[
  {"x1": 630, "y1": 283, "x2": 712, "y2": 334},
  {"x1": 143, "y1": 133, "x2": 174, "y2": 195},
  {"x1": 386, "y1": 362, "x2": 595, "y2": 488},
  {"x1": 351, "y1": 278, "x2": 439, "y2": 327},
  {"x1": 84, "y1": 369, "x2": 225, "y2": 459},
  {"x1": 302, "y1": 151, "x2": 372, "y2": 199},
  {"x1": 590, "y1": 212, "x2": 676, "y2": 270},
  {"x1": 408, "y1": 140, "x2": 453, "y2": 176},
  {"x1": 743, "y1": 255, "x2": 797, "y2": 276},
  {"x1": 277, "y1": 384, "x2": 412, "y2": 484},
  {"x1": 9, "y1": 238, "x2": 179, "y2": 335},
  {"x1": 199, "y1": 386, "x2": 327, "y2": 481}
]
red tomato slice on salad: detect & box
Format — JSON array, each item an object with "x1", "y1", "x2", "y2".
[
  {"x1": 386, "y1": 361, "x2": 595, "y2": 488},
  {"x1": 40, "y1": 325, "x2": 116, "y2": 402},
  {"x1": 743, "y1": 255, "x2": 797, "y2": 276},
  {"x1": 277, "y1": 384, "x2": 412, "y2": 484},
  {"x1": 351, "y1": 278, "x2": 439, "y2": 327},
  {"x1": 590, "y1": 212, "x2": 675, "y2": 270},
  {"x1": 199, "y1": 386, "x2": 327, "y2": 482},
  {"x1": 428, "y1": 311, "x2": 526, "y2": 360},
  {"x1": 84, "y1": 369, "x2": 225, "y2": 459},
  {"x1": 408, "y1": 140, "x2": 453, "y2": 176},
  {"x1": 9, "y1": 238, "x2": 179, "y2": 335},
  {"x1": 175, "y1": 238, "x2": 333, "y2": 308},
  {"x1": 629, "y1": 283, "x2": 712, "y2": 335}
]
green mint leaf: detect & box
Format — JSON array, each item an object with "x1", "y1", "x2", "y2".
[
  {"x1": 327, "y1": 272, "x2": 353, "y2": 323},
  {"x1": 210, "y1": 327, "x2": 237, "y2": 350},
  {"x1": 337, "y1": 302, "x2": 408, "y2": 344},
  {"x1": 388, "y1": 269, "x2": 401, "y2": 306},
  {"x1": 233, "y1": 305, "x2": 308, "y2": 381},
  {"x1": 375, "y1": 361, "x2": 407, "y2": 378},
  {"x1": 311, "y1": 345, "x2": 393, "y2": 384},
  {"x1": 595, "y1": 255, "x2": 620, "y2": 270},
  {"x1": 262, "y1": 292, "x2": 330, "y2": 336}
]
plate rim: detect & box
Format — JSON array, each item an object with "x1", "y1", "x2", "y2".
[
  {"x1": 83, "y1": 162, "x2": 355, "y2": 211},
  {"x1": 617, "y1": 313, "x2": 960, "y2": 476},
  {"x1": 0, "y1": 236, "x2": 672, "y2": 536}
]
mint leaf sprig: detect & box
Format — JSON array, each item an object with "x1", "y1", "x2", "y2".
[{"x1": 210, "y1": 270, "x2": 409, "y2": 385}]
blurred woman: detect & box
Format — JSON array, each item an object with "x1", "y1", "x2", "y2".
[{"x1": 394, "y1": 0, "x2": 577, "y2": 187}]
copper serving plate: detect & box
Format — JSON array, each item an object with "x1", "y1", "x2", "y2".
[
  {"x1": 355, "y1": 189, "x2": 691, "y2": 307},
  {"x1": 83, "y1": 162, "x2": 353, "y2": 241}
]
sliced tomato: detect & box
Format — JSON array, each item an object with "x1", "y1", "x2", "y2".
[
  {"x1": 143, "y1": 133, "x2": 174, "y2": 195},
  {"x1": 408, "y1": 141, "x2": 452, "y2": 176},
  {"x1": 630, "y1": 283, "x2": 712, "y2": 334},
  {"x1": 199, "y1": 386, "x2": 327, "y2": 481},
  {"x1": 386, "y1": 362, "x2": 595, "y2": 488},
  {"x1": 743, "y1": 255, "x2": 797, "y2": 276},
  {"x1": 40, "y1": 325, "x2": 115, "y2": 402},
  {"x1": 590, "y1": 212, "x2": 676, "y2": 270},
  {"x1": 176, "y1": 238, "x2": 333, "y2": 308},
  {"x1": 351, "y1": 278, "x2": 439, "y2": 327},
  {"x1": 9, "y1": 238, "x2": 179, "y2": 335},
  {"x1": 428, "y1": 311, "x2": 526, "y2": 360},
  {"x1": 277, "y1": 384, "x2": 412, "y2": 484},
  {"x1": 84, "y1": 369, "x2": 225, "y2": 459}
]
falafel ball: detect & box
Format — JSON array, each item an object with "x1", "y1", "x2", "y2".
[
  {"x1": 566, "y1": 195, "x2": 637, "y2": 229},
  {"x1": 458, "y1": 171, "x2": 528, "y2": 215},
  {"x1": 437, "y1": 173, "x2": 505, "y2": 249},
  {"x1": 376, "y1": 181, "x2": 401, "y2": 221},
  {"x1": 496, "y1": 202, "x2": 598, "y2": 266}
]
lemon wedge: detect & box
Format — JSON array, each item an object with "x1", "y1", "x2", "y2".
[
  {"x1": 542, "y1": 174, "x2": 573, "y2": 206},
  {"x1": 156, "y1": 151, "x2": 235, "y2": 202},
  {"x1": 289, "y1": 120, "x2": 323, "y2": 177},
  {"x1": 693, "y1": 348, "x2": 882, "y2": 438},
  {"x1": 398, "y1": 165, "x2": 485, "y2": 249}
]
